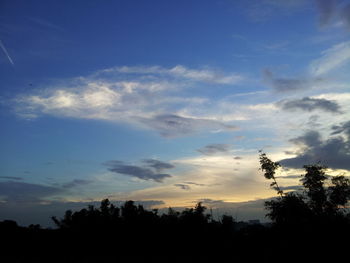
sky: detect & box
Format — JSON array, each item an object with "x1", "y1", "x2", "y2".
[{"x1": 1, "y1": 0, "x2": 350, "y2": 226}]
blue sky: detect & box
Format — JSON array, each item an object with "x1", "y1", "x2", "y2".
[{"x1": 1, "y1": 0, "x2": 350, "y2": 226}]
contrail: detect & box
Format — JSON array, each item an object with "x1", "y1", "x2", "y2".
[{"x1": 0, "y1": 40, "x2": 14, "y2": 65}]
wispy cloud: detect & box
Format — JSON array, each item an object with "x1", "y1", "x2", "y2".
[
  {"x1": 183, "y1": 182, "x2": 206, "y2": 187},
  {"x1": 244, "y1": 0, "x2": 308, "y2": 22},
  {"x1": 27, "y1": 17, "x2": 65, "y2": 32},
  {"x1": 143, "y1": 114, "x2": 237, "y2": 137},
  {"x1": 0, "y1": 176, "x2": 23, "y2": 181},
  {"x1": 61, "y1": 179, "x2": 93, "y2": 189},
  {"x1": 0, "y1": 39, "x2": 14, "y2": 65},
  {"x1": 100, "y1": 65, "x2": 243, "y2": 85},
  {"x1": 197, "y1": 144, "x2": 231, "y2": 156},
  {"x1": 310, "y1": 41, "x2": 350, "y2": 76}
]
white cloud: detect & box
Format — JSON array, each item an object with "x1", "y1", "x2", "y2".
[
  {"x1": 13, "y1": 63, "x2": 350, "y2": 145},
  {"x1": 168, "y1": 65, "x2": 243, "y2": 84},
  {"x1": 310, "y1": 41, "x2": 350, "y2": 76},
  {"x1": 0, "y1": 39, "x2": 14, "y2": 66},
  {"x1": 99, "y1": 65, "x2": 243, "y2": 85},
  {"x1": 15, "y1": 65, "x2": 242, "y2": 137}
]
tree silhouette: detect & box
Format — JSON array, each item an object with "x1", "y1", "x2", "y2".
[
  {"x1": 264, "y1": 193, "x2": 311, "y2": 225},
  {"x1": 259, "y1": 151, "x2": 283, "y2": 196},
  {"x1": 301, "y1": 164, "x2": 328, "y2": 215},
  {"x1": 259, "y1": 152, "x2": 350, "y2": 225}
]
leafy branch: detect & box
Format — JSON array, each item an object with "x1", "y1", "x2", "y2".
[{"x1": 259, "y1": 151, "x2": 283, "y2": 197}]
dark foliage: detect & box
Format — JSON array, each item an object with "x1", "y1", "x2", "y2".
[
  {"x1": 1, "y1": 200, "x2": 243, "y2": 262},
  {"x1": 259, "y1": 152, "x2": 350, "y2": 261},
  {"x1": 260, "y1": 152, "x2": 350, "y2": 224},
  {"x1": 265, "y1": 193, "x2": 312, "y2": 225}
]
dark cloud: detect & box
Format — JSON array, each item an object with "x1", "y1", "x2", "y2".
[
  {"x1": 104, "y1": 160, "x2": 172, "y2": 182},
  {"x1": 280, "y1": 129, "x2": 350, "y2": 170},
  {"x1": 143, "y1": 114, "x2": 237, "y2": 137},
  {"x1": 62, "y1": 179, "x2": 93, "y2": 189},
  {"x1": 0, "y1": 176, "x2": 23, "y2": 180},
  {"x1": 263, "y1": 69, "x2": 324, "y2": 92},
  {"x1": 183, "y1": 181, "x2": 206, "y2": 186},
  {"x1": 278, "y1": 97, "x2": 341, "y2": 113},
  {"x1": 331, "y1": 121, "x2": 350, "y2": 138},
  {"x1": 173, "y1": 181, "x2": 210, "y2": 190},
  {"x1": 197, "y1": 144, "x2": 231, "y2": 155},
  {"x1": 316, "y1": 0, "x2": 337, "y2": 27},
  {"x1": 142, "y1": 159, "x2": 175, "y2": 172},
  {"x1": 315, "y1": 0, "x2": 350, "y2": 29},
  {"x1": 174, "y1": 184, "x2": 191, "y2": 190},
  {"x1": 0, "y1": 181, "x2": 61, "y2": 202},
  {"x1": 233, "y1": 156, "x2": 243, "y2": 160},
  {"x1": 197, "y1": 198, "x2": 225, "y2": 205},
  {"x1": 341, "y1": 4, "x2": 350, "y2": 28},
  {"x1": 263, "y1": 69, "x2": 307, "y2": 92},
  {"x1": 289, "y1": 130, "x2": 322, "y2": 147}
]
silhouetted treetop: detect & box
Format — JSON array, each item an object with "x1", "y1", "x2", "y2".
[
  {"x1": 259, "y1": 151, "x2": 283, "y2": 196},
  {"x1": 259, "y1": 152, "x2": 350, "y2": 225}
]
